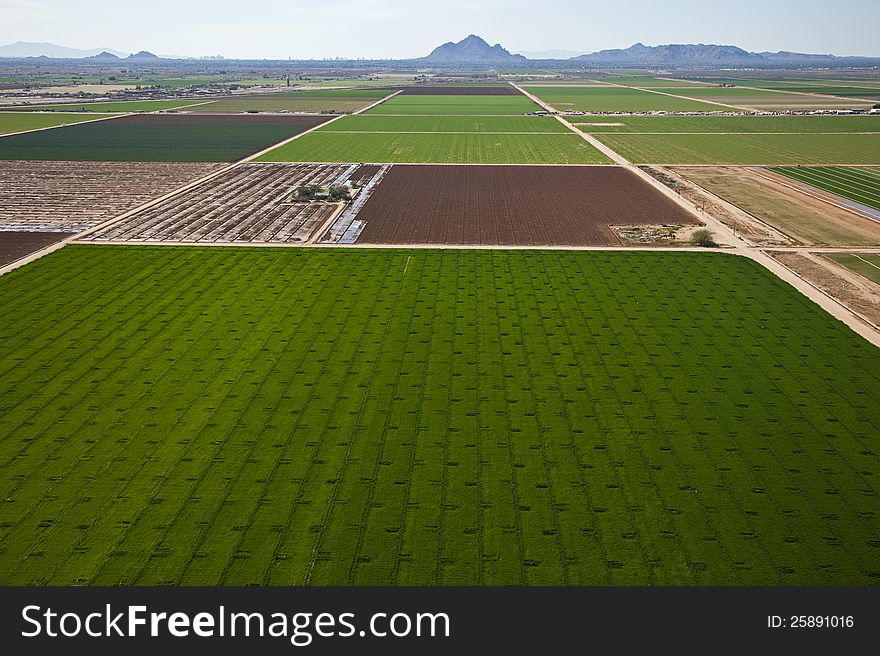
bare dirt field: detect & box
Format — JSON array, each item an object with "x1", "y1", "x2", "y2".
[
  {"x1": 769, "y1": 251, "x2": 880, "y2": 326},
  {"x1": 673, "y1": 166, "x2": 880, "y2": 247},
  {"x1": 0, "y1": 231, "x2": 69, "y2": 267},
  {"x1": 87, "y1": 163, "x2": 382, "y2": 244},
  {"x1": 396, "y1": 86, "x2": 523, "y2": 96},
  {"x1": 354, "y1": 165, "x2": 699, "y2": 246},
  {"x1": 0, "y1": 161, "x2": 222, "y2": 231}
]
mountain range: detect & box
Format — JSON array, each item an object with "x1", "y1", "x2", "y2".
[
  {"x1": 423, "y1": 36, "x2": 879, "y2": 67},
  {"x1": 0, "y1": 36, "x2": 876, "y2": 67},
  {"x1": 0, "y1": 41, "x2": 129, "y2": 59}
]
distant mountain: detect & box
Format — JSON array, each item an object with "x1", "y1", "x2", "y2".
[
  {"x1": 516, "y1": 49, "x2": 581, "y2": 60},
  {"x1": 86, "y1": 51, "x2": 123, "y2": 61},
  {"x1": 421, "y1": 35, "x2": 526, "y2": 64},
  {"x1": 0, "y1": 41, "x2": 128, "y2": 59},
  {"x1": 127, "y1": 51, "x2": 160, "y2": 61},
  {"x1": 569, "y1": 42, "x2": 877, "y2": 67}
]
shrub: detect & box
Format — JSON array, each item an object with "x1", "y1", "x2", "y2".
[{"x1": 690, "y1": 228, "x2": 716, "y2": 247}]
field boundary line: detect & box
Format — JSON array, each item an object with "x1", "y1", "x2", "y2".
[
  {"x1": 512, "y1": 81, "x2": 880, "y2": 347},
  {"x1": 851, "y1": 253, "x2": 880, "y2": 271},
  {"x1": 71, "y1": 240, "x2": 725, "y2": 252},
  {"x1": 0, "y1": 112, "x2": 129, "y2": 139},
  {"x1": 588, "y1": 79, "x2": 753, "y2": 112},
  {"x1": 749, "y1": 168, "x2": 879, "y2": 221},
  {"x1": 309, "y1": 201, "x2": 348, "y2": 244},
  {"x1": 662, "y1": 167, "x2": 795, "y2": 245},
  {"x1": 1, "y1": 112, "x2": 358, "y2": 275},
  {"x1": 353, "y1": 90, "x2": 402, "y2": 115},
  {"x1": 734, "y1": 84, "x2": 879, "y2": 105},
  {"x1": 765, "y1": 250, "x2": 880, "y2": 335},
  {"x1": 320, "y1": 130, "x2": 571, "y2": 135},
  {"x1": 163, "y1": 100, "x2": 217, "y2": 112}
]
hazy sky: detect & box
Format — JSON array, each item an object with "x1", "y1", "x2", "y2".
[{"x1": 2, "y1": 0, "x2": 878, "y2": 59}]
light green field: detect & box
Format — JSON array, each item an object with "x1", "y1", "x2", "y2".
[
  {"x1": 255, "y1": 132, "x2": 609, "y2": 164},
  {"x1": 824, "y1": 253, "x2": 880, "y2": 285},
  {"x1": 524, "y1": 86, "x2": 722, "y2": 112},
  {"x1": 365, "y1": 95, "x2": 540, "y2": 116},
  {"x1": 0, "y1": 112, "x2": 115, "y2": 135},
  {"x1": 0, "y1": 246, "x2": 878, "y2": 585},
  {"x1": 595, "y1": 133, "x2": 880, "y2": 165},
  {"x1": 666, "y1": 87, "x2": 875, "y2": 109},
  {"x1": 317, "y1": 115, "x2": 570, "y2": 133},
  {"x1": 0, "y1": 100, "x2": 204, "y2": 113},
  {"x1": 597, "y1": 77, "x2": 713, "y2": 88},
  {"x1": 573, "y1": 115, "x2": 880, "y2": 134},
  {"x1": 191, "y1": 90, "x2": 392, "y2": 114},
  {"x1": 769, "y1": 167, "x2": 880, "y2": 211}
]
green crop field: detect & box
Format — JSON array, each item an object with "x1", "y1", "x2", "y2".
[
  {"x1": 523, "y1": 86, "x2": 721, "y2": 112},
  {"x1": 769, "y1": 167, "x2": 880, "y2": 211},
  {"x1": 824, "y1": 253, "x2": 880, "y2": 285},
  {"x1": 596, "y1": 77, "x2": 713, "y2": 88},
  {"x1": 191, "y1": 90, "x2": 392, "y2": 113},
  {"x1": 0, "y1": 100, "x2": 205, "y2": 113},
  {"x1": 0, "y1": 112, "x2": 116, "y2": 135},
  {"x1": 659, "y1": 87, "x2": 875, "y2": 109},
  {"x1": 594, "y1": 133, "x2": 880, "y2": 165},
  {"x1": 0, "y1": 118, "x2": 320, "y2": 162},
  {"x1": 255, "y1": 132, "x2": 607, "y2": 164},
  {"x1": 317, "y1": 115, "x2": 570, "y2": 133},
  {"x1": 0, "y1": 246, "x2": 878, "y2": 586},
  {"x1": 365, "y1": 95, "x2": 540, "y2": 115},
  {"x1": 573, "y1": 115, "x2": 880, "y2": 134}
]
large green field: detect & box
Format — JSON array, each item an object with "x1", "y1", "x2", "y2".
[
  {"x1": 0, "y1": 246, "x2": 877, "y2": 585},
  {"x1": 769, "y1": 167, "x2": 880, "y2": 211},
  {"x1": 365, "y1": 95, "x2": 540, "y2": 115},
  {"x1": 594, "y1": 133, "x2": 880, "y2": 165},
  {"x1": 191, "y1": 90, "x2": 392, "y2": 113},
  {"x1": 255, "y1": 132, "x2": 608, "y2": 164},
  {"x1": 317, "y1": 115, "x2": 570, "y2": 133},
  {"x1": 824, "y1": 253, "x2": 880, "y2": 285},
  {"x1": 0, "y1": 117, "x2": 322, "y2": 162},
  {"x1": 523, "y1": 86, "x2": 721, "y2": 112},
  {"x1": 0, "y1": 100, "x2": 205, "y2": 113},
  {"x1": 0, "y1": 112, "x2": 116, "y2": 135},
  {"x1": 573, "y1": 115, "x2": 880, "y2": 134}
]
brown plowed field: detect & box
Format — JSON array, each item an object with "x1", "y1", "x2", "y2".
[
  {"x1": 106, "y1": 114, "x2": 333, "y2": 128},
  {"x1": 355, "y1": 165, "x2": 700, "y2": 246},
  {"x1": 351, "y1": 164, "x2": 382, "y2": 185},
  {"x1": 87, "y1": 163, "x2": 377, "y2": 244},
  {"x1": 0, "y1": 231, "x2": 69, "y2": 267},
  {"x1": 396, "y1": 86, "x2": 522, "y2": 96},
  {"x1": 0, "y1": 161, "x2": 222, "y2": 231}
]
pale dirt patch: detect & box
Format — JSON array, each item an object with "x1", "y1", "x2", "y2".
[
  {"x1": 770, "y1": 251, "x2": 880, "y2": 326},
  {"x1": 642, "y1": 166, "x2": 789, "y2": 247},
  {"x1": 672, "y1": 166, "x2": 880, "y2": 247}
]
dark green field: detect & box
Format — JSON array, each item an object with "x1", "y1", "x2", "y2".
[
  {"x1": 0, "y1": 246, "x2": 877, "y2": 586},
  {"x1": 0, "y1": 115, "x2": 328, "y2": 162},
  {"x1": 0, "y1": 100, "x2": 204, "y2": 113}
]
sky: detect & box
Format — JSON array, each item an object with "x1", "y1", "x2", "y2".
[{"x1": 1, "y1": 0, "x2": 878, "y2": 59}]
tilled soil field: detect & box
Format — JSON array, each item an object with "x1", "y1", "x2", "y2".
[
  {"x1": 396, "y1": 86, "x2": 523, "y2": 96},
  {"x1": 87, "y1": 163, "x2": 377, "y2": 244},
  {"x1": 355, "y1": 165, "x2": 700, "y2": 245},
  {"x1": 0, "y1": 231, "x2": 69, "y2": 267},
  {"x1": 0, "y1": 160, "x2": 222, "y2": 231}
]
